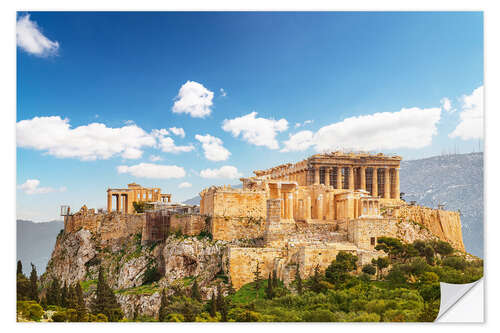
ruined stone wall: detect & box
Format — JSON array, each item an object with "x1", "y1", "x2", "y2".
[
  {"x1": 170, "y1": 214, "x2": 206, "y2": 236},
  {"x1": 225, "y1": 247, "x2": 284, "y2": 289},
  {"x1": 64, "y1": 208, "x2": 144, "y2": 246},
  {"x1": 392, "y1": 205, "x2": 465, "y2": 251},
  {"x1": 142, "y1": 211, "x2": 169, "y2": 245},
  {"x1": 210, "y1": 216, "x2": 266, "y2": 241},
  {"x1": 203, "y1": 190, "x2": 267, "y2": 218},
  {"x1": 298, "y1": 244, "x2": 358, "y2": 278}
]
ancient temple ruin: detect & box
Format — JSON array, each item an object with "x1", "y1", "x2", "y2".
[{"x1": 106, "y1": 183, "x2": 171, "y2": 214}]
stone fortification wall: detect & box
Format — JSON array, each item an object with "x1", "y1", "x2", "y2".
[
  {"x1": 347, "y1": 218, "x2": 398, "y2": 250},
  {"x1": 201, "y1": 187, "x2": 267, "y2": 218},
  {"x1": 64, "y1": 206, "x2": 144, "y2": 245},
  {"x1": 210, "y1": 215, "x2": 265, "y2": 241},
  {"x1": 224, "y1": 247, "x2": 284, "y2": 289},
  {"x1": 170, "y1": 214, "x2": 206, "y2": 236},
  {"x1": 392, "y1": 205, "x2": 465, "y2": 251}
]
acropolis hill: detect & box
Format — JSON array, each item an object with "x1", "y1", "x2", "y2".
[{"x1": 57, "y1": 151, "x2": 465, "y2": 293}]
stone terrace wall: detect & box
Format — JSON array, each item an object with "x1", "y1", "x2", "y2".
[
  {"x1": 347, "y1": 218, "x2": 398, "y2": 250},
  {"x1": 210, "y1": 216, "x2": 266, "y2": 241},
  {"x1": 225, "y1": 247, "x2": 284, "y2": 289},
  {"x1": 205, "y1": 190, "x2": 267, "y2": 218},
  {"x1": 170, "y1": 214, "x2": 206, "y2": 236},
  {"x1": 393, "y1": 205, "x2": 465, "y2": 251},
  {"x1": 64, "y1": 207, "x2": 145, "y2": 246}
]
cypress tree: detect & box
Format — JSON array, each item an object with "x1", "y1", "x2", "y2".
[
  {"x1": 266, "y1": 273, "x2": 274, "y2": 299},
  {"x1": 158, "y1": 288, "x2": 168, "y2": 322},
  {"x1": 295, "y1": 265, "x2": 303, "y2": 295},
  {"x1": 191, "y1": 279, "x2": 201, "y2": 301},
  {"x1": 90, "y1": 266, "x2": 123, "y2": 321},
  {"x1": 17, "y1": 260, "x2": 23, "y2": 276},
  {"x1": 216, "y1": 284, "x2": 224, "y2": 311},
  {"x1": 29, "y1": 263, "x2": 38, "y2": 301},
  {"x1": 272, "y1": 269, "x2": 278, "y2": 288},
  {"x1": 47, "y1": 278, "x2": 61, "y2": 306},
  {"x1": 209, "y1": 291, "x2": 217, "y2": 317},
  {"x1": 61, "y1": 282, "x2": 68, "y2": 308},
  {"x1": 253, "y1": 262, "x2": 262, "y2": 292},
  {"x1": 74, "y1": 282, "x2": 87, "y2": 321}
]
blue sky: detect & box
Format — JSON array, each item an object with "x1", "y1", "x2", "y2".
[{"x1": 16, "y1": 12, "x2": 483, "y2": 221}]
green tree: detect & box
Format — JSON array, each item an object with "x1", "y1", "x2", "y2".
[
  {"x1": 216, "y1": 284, "x2": 224, "y2": 312},
  {"x1": 295, "y1": 265, "x2": 303, "y2": 295},
  {"x1": 371, "y1": 257, "x2": 390, "y2": 279},
  {"x1": 90, "y1": 267, "x2": 123, "y2": 321},
  {"x1": 209, "y1": 291, "x2": 217, "y2": 317},
  {"x1": 375, "y1": 237, "x2": 404, "y2": 261},
  {"x1": 47, "y1": 278, "x2": 61, "y2": 306},
  {"x1": 61, "y1": 282, "x2": 68, "y2": 308},
  {"x1": 272, "y1": 270, "x2": 278, "y2": 288},
  {"x1": 17, "y1": 260, "x2": 23, "y2": 276},
  {"x1": 435, "y1": 241, "x2": 454, "y2": 256},
  {"x1": 158, "y1": 289, "x2": 169, "y2": 322},
  {"x1": 424, "y1": 245, "x2": 435, "y2": 265},
  {"x1": 75, "y1": 282, "x2": 87, "y2": 321},
  {"x1": 191, "y1": 279, "x2": 202, "y2": 301},
  {"x1": 325, "y1": 251, "x2": 358, "y2": 285},
  {"x1": 362, "y1": 264, "x2": 376, "y2": 276},
  {"x1": 309, "y1": 264, "x2": 323, "y2": 292},
  {"x1": 253, "y1": 262, "x2": 262, "y2": 292},
  {"x1": 266, "y1": 273, "x2": 274, "y2": 299}
]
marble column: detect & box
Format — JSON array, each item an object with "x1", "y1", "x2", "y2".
[
  {"x1": 348, "y1": 166, "x2": 354, "y2": 190},
  {"x1": 117, "y1": 193, "x2": 122, "y2": 212},
  {"x1": 325, "y1": 167, "x2": 331, "y2": 186},
  {"x1": 384, "y1": 168, "x2": 391, "y2": 199},
  {"x1": 336, "y1": 167, "x2": 342, "y2": 189},
  {"x1": 107, "y1": 192, "x2": 112, "y2": 212},
  {"x1": 372, "y1": 168, "x2": 378, "y2": 197},
  {"x1": 394, "y1": 168, "x2": 400, "y2": 199},
  {"x1": 360, "y1": 166, "x2": 366, "y2": 191},
  {"x1": 314, "y1": 166, "x2": 320, "y2": 185},
  {"x1": 305, "y1": 196, "x2": 311, "y2": 219}
]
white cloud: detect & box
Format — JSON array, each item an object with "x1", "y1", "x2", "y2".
[
  {"x1": 220, "y1": 88, "x2": 227, "y2": 97},
  {"x1": 449, "y1": 86, "x2": 484, "y2": 140},
  {"x1": 281, "y1": 107, "x2": 441, "y2": 152},
  {"x1": 440, "y1": 97, "x2": 453, "y2": 113},
  {"x1": 17, "y1": 116, "x2": 156, "y2": 161},
  {"x1": 169, "y1": 127, "x2": 186, "y2": 138},
  {"x1": 152, "y1": 129, "x2": 194, "y2": 153},
  {"x1": 117, "y1": 163, "x2": 186, "y2": 179},
  {"x1": 17, "y1": 179, "x2": 65, "y2": 195},
  {"x1": 16, "y1": 14, "x2": 59, "y2": 57},
  {"x1": 294, "y1": 120, "x2": 313, "y2": 128},
  {"x1": 172, "y1": 81, "x2": 214, "y2": 118},
  {"x1": 200, "y1": 166, "x2": 242, "y2": 179},
  {"x1": 195, "y1": 134, "x2": 231, "y2": 161},
  {"x1": 222, "y1": 112, "x2": 288, "y2": 149},
  {"x1": 178, "y1": 182, "x2": 192, "y2": 189},
  {"x1": 149, "y1": 155, "x2": 163, "y2": 162}
]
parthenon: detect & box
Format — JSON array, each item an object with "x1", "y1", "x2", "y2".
[
  {"x1": 253, "y1": 151, "x2": 401, "y2": 200},
  {"x1": 107, "y1": 183, "x2": 171, "y2": 214}
]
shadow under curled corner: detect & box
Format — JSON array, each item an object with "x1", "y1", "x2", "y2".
[{"x1": 435, "y1": 278, "x2": 484, "y2": 322}]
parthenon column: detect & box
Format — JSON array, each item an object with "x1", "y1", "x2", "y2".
[
  {"x1": 287, "y1": 193, "x2": 294, "y2": 219},
  {"x1": 325, "y1": 167, "x2": 331, "y2": 186},
  {"x1": 372, "y1": 168, "x2": 378, "y2": 197},
  {"x1": 305, "y1": 196, "x2": 311, "y2": 219},
  {"x1": 314, "y1": 166, "x2": 320, "y2": 185},
  {"x1": 117, "y1": 193, "x2": 122, "y2": 212},
  {"x1": 348, "y1": 166, "x2": 354, "y2": 190},
  {"x1": 360, "y1": 166, "x2": 366, "y2": 191},
  {"x1": 384, "y1": 168, "x2": 391, "y2": 199},
  {"x1": 107, "y1": 192, "x2": 112, "y2": 212},
  {"x1": 394, "y1": 168, "x2": 400, "y2": 199},
  {"x1": 336, "y1": 167, "x2": 342, "y2": 189}
]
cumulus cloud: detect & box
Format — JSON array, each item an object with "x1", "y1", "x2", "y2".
[
  {"x1": 281, "y1": 107, "x2": 441, "y2": 152},
  {"x1": 155, "y1": 135, "x2": 194, "y2": 153},
  {"x1": 17, "y1": 179, "x2": 66, "y2": 195},
  {"x1": 200, "y1": 166, "x2": 242, "y2": 179},
  {"x1": 117, "y1": 163, "x2": 186, "y2": 179},
  {"x1": 449, "y1": 86, "x2": 484, "y2": 140},
  {"x1": 294, "y1": 120, "x2": 313, "y2": 128},
  {"x1": 195, "y1": 134, "x2": 231, "y2": 161},
  {"x1": 178, "y1": 182, "x2": 192, "y2": 189},
  {"x1": 16, "y1": 14, "x2": 59, "y2": 57},
  {"x1": 17, "y1": 116, "x2": 157, "y2": 161},
  {"x1": 172, "y1": 81, "x2": 214, "y2": 118},
  {"x1": 169, "y1": 127, "x2": 186, "y2": 138},
  {"x1": 440, "y1": 97, "x2": 453, "y2": 113},
  {"x1": 149, "y1": 155, "x2": 163, "y2": 162},
  {"x1": 222, "y1": 112, "x2": 288, "y2": 149}
]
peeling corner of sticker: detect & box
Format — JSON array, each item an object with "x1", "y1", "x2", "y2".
[{"x1": 435, "y1": 278, "x2": 483, "y2": 322}]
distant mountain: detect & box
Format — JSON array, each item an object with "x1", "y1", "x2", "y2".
[
  {"x1": 400, "y1": 153, "x2": 483, "y2": 258},
  {"x1": 16, "y1": 220, "x2": 64, "y2": 275},
  {"x1": 183, "y1": 196, "x2": 201, "y2": 205}
]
